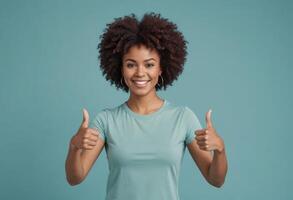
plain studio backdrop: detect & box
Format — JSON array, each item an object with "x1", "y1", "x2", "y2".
[{"x1": 0, "y1": 0, "x2": 292, "y2": 199}]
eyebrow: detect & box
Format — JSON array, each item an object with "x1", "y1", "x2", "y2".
[{"x1": 124, "y1": 58, "x2": 156, "y2": 62}]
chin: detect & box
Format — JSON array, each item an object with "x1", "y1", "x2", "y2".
[
  {"x1": 129, "y1": 86, "x2": 155, "y2": 96},
  {"x1": 126, "y1": 80, "x2": 157, "y2": 96},
  {"x1": 130, "y1": 89, "x2": 150, "y2": 96}
]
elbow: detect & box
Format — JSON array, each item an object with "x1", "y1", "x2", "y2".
[
  {"x1": 67, "y1": 178, "x2": 82, "y2": 186},
  {"x1": 207, "y1": 167, "x2": 228, "y2": 188},
  {"x1": 66, "y1": 175, "x2": 84, "y2": 186},
  {"x1": 212, "y1": 181, "x2": 224, "y2": 188},
  {"x1": 68, "y1": 180, "x2": 80, "y2": 186},
  {"x1": 206, "y1": 174, "x2": 226, "y2": 188},
  {"x1": 65, "y1": 166, "x2": 85, "y2": 186},
  {"x1": 210, "y1": 178, "x2": 225, "y2": 188}
]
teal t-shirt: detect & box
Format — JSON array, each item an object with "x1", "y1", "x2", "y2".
[{"x1": 89, "y1": 99, "x2": 202, "y2": 200}]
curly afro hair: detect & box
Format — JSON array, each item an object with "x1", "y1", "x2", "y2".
[{"x1": 97, "y1": 12, "x2": 188, "y2": 93}]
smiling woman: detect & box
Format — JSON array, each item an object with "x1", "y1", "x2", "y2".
[
  {"x1": 65, "y1": 12, "x2": 228, "y2": 200},
  {"x1": 121, "y1": 44, "x2": 162, "y2": 98},
  {"x1": 98, "y1": 12, "x2": 187, "y2": 93}
]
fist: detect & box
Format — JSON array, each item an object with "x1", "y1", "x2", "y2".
[
  {"x1": 70, "y1": 108, "x2": 100, "y2": 150},
  {"x1": 195, "y1": 109, "x2": 224, "y2": 153}
]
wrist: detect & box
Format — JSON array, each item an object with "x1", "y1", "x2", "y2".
[
  {"x1": 214, "y1": 146, "x2": 225, "y2": 154},
  {"x1": 215, "y1": 139, "x2": 225, "y2": 154}
]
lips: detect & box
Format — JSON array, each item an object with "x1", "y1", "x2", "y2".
[
  {"x1": 133, "y1": 80, "x2": 149, "y2": 83},
  {"x1": 132, "y1": 79, "x2": 150, "y2": 81},
  {"x1": 132, "y1": 80, "x2": 150, "y2": 87}
]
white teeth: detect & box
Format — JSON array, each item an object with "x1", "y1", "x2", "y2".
[
  {"x1": 135, "y1": 81, "x2": 147, "y2": 84},
  {"x1": 133, "y1": 80, "x2": 149, "y2": 85}
]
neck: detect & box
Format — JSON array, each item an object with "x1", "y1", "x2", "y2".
[{"x1": 126, "y1": 92, "x2": 164, "y2": 114}]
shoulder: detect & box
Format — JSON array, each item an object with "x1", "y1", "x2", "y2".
[
  {"x1": 175, "y1": 103, "x2": 200, "y2": 122},
  {"x1": 163, "y1": 100, "x2": 201, "y2": 117},
  {"x1": 169, "y1": 101, "x2": 197, "y2": 115},
  {"x1": 184, "y1": 106, "x2": 196, "y2": 116},
  {"x1": 164, "y1": 100, "x2": 186, "y2": 114},
  {"x1": 92, "y1": 102, "x2": 125, "y2": 118}
]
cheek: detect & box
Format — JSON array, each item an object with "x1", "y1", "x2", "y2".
[
  {"x1": 149, "y1": 68, "x2": 161, "y2": 77},
  {"x1": 152, "y1": 72, "x2": 161, "y2": 81},
  {"x1": 122, "y1": 70, "x2": 133, "y2": 80}
]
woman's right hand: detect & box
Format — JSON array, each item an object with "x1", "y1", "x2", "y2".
[{"x1": 70, "y1": 108, "x2": 100, "y2": 151}]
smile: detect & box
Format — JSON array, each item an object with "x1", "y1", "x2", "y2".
[{"x1": 132, "y1": 80, "x2": 150, "y2": 87}]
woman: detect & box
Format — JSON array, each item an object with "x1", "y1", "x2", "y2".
[{"x1": 65, "y1": 12, "x2": 228, "y2": 200}]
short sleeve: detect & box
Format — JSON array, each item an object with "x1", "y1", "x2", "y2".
[
  {"x1": 184, "y1": 106, "x2": 202, "y2": 145},
  {"x1": 89, "y1": 109, "x2": 108, "y2": 142}
]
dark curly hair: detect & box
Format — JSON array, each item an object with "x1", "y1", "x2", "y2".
[{"x1": 97, "y1": 12, "x2": 188, "y2": 93}]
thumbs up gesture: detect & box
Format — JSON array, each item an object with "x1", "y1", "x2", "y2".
[
  {"x1": 195, "y1": 109, "x2": 225, "y2": 153},
  {"x1": 70, "y1": 108, "x2": 100, "y2": 151}
]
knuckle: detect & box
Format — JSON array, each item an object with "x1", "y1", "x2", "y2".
[
  {"x1": 85, "y1": 132, "x2": 92, "y2": 138},
  {"x1": 92, "y1": 132, "x2": 99, "y2": 138},
  {"x1": 83, "y1": 138, "x2": 88, "y2": 143},
  {"x1": 82, "y1": 134, "x2": 88, "y2": 139}
]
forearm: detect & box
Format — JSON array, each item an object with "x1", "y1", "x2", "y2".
[
  {"x1": 208, "y1": 147, "x2": 228, "y2": 187},
  {"x1": 65, "y1": 141, "x2": 84, "y2": 185}
]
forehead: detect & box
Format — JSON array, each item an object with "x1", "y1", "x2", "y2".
[{"x1": 123, "y1": 44, "x2": 159, "y2": 61}]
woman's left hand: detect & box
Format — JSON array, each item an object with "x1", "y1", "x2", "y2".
[{"x1": 195, "y1": 109, "x2": 225, "y2": 153}]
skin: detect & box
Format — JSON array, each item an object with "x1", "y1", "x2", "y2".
[
  {"x1": 65, "y1": 109, "x2": 104, "y2": 185},
  {"x1": 121, "y1": 44, "x2": 164, "y2": 113},
  {"x1": 188, "y1": 109, "x2": 228, "y2": 187},
  {"x1": 65, "y1": 44, "x2": 228, "y2": 188}
]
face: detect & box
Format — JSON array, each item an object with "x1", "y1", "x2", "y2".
[{"x1": 121, "y1": 44, "x2": 162, "y2": 97}]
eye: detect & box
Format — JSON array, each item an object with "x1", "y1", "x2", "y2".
[
  {"x1": 126, "y1": 63, "x2": 135, "y2": 68},
  {"x1": 146, "y1": 63, "x2": 154, "y2": 68}
]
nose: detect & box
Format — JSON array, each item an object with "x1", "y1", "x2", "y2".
[{"x1": 135, "y1": 65, "x2": 145, "y2": 76}]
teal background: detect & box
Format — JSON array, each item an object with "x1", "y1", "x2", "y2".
[{"x1": 0, "y1": 0, "x2": 292, "y2": 199}]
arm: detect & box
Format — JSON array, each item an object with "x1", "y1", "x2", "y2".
[
  {"x1": 65, "y1": 141, "x2": 84, "y2": 185},
  {"x1": 187, "y1": 140, "x2": 227, "y2": 187},
  {"x1": 187, "y1": 109, "x2": 228, "y2": 187},
  {"x1": 207, "y1": 145, "x2": 228, "y2": 187},
  {"x1": 65, "y1": 137, "x2": 105, "y2": 186},
  {"x1": 187, "y1": 140, "x2": 227, "y2": 188},
  {"x1": 187, "y1": 140, "x2": 213, "y2": 183},
  {"x1": 65, "y1": 108, "x2": 106, "y2": 186},
  {"x1": 80, "y1": 138, "x2": 105, "y2": 180}
]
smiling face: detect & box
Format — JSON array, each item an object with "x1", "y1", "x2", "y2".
[{"x1": 121, "y1": 44, "x2": 162, "y2": 97}]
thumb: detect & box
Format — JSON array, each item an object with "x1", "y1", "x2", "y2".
[
  {"x1": 205, "y1": 109, "x2": 213, "y2": 129},
  {"x1": 81, "y1": 108, "x2": 90, "y2": 128}
]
